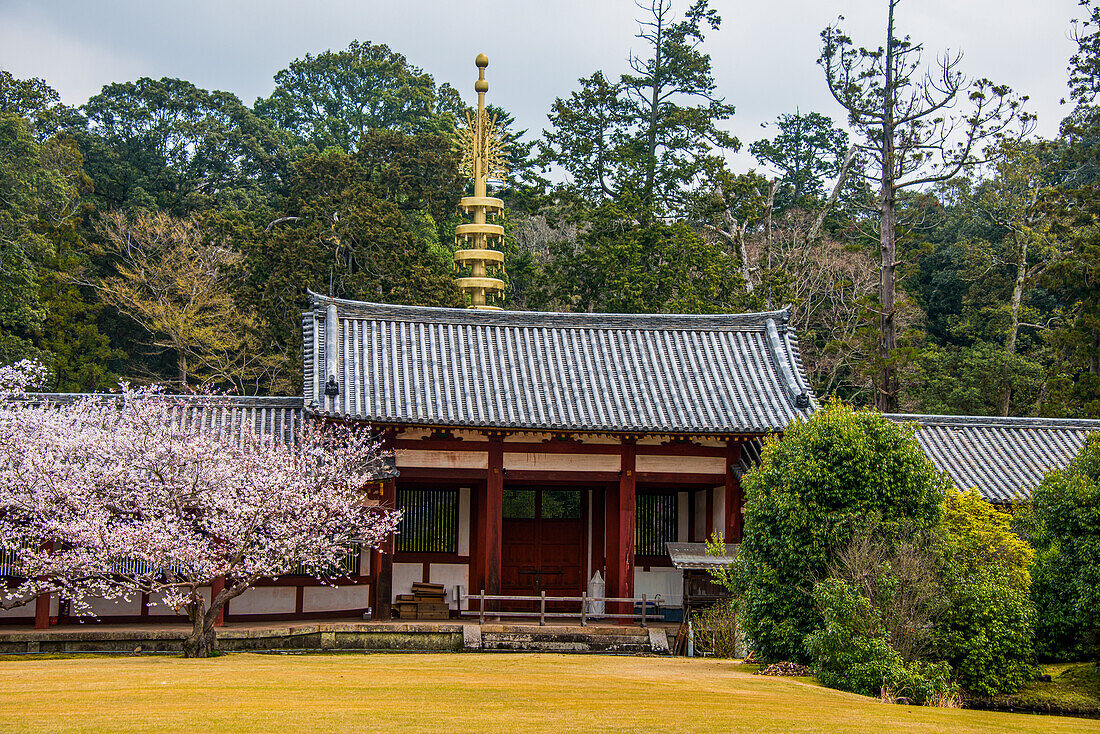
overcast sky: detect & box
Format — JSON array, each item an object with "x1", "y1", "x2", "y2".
[{"x1": 0, "y1": 0, "x2": 1084, "y2": 173}]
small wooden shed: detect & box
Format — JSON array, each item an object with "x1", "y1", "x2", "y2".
[{"x1": 665, "y1": 542, "x2": 737, "y2": 619}]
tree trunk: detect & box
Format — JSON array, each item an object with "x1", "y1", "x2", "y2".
[
  {"x1": 176, "y1": 347, "x2": 188, "y2": 391},
  {"x1": 808, "y1": 144, "x2": 858, "y2": 244},
  {"x1": 877, "y1": 0, "x2": 900, "y2": 413},
  {"x1": 764, "y1": 179, "x2": 776, "y2": 271},
  {"x1": 1000, "y1": 230, "x2": 1028, "y2": 415},
  {"x1": 641, "y1": 6, "x2": 665, "y2": 223},
  {"x1": 715, "y1": 186, "x2": 754, "y2": 294},
  {"x1": 182, "y1": 600, "x2": 218, "y2": 658}
]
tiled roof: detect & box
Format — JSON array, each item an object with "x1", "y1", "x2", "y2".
[
  {"x1": 890, "y1": 414, "x2": 1100, "y2": 503},
  {"x1": 665, "y1": 542, "x2": 738, "y2": 569},
  {"x1": 303, "y1": 292, "x2": 816, "y2": 435},
  {"x1": 19, "y1": 394, "x2": 303, "y2": 445}
]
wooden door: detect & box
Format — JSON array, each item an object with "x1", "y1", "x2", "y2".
[{"x1": 501, "y1": 489, "x2": 584, "y2": 603}]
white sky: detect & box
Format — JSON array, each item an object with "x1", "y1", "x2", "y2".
[{"x1": 0, "y1": 0, "x2": 1083, "y2": 173}]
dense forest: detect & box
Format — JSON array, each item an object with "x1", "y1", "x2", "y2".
[{"x1": 3, "y1": 0, "x2": 1100, "y2": 417}]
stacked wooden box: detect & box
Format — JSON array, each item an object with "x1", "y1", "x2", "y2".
[{"x1": 395, "y1": 582, "x2": 450, "y2": 620}]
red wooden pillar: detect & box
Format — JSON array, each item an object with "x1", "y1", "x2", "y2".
[
  {"x1": 477, "y1": 435, "x2": 504, "y2": 608},
  {"x1": 34, "y1": 541, "x2": 52, "y2": 629},
  {"x1": 606, "y1": 440, "x2": 636, "y2": 618},
  {"x1": 211, "y1": 576, "x2": 226, "y2": 627},
  {"x1": 371, "y1": 477, "x2": 397, "y2": 619},
  {"x1": 725, "y1": 441, "x2": 743, "y2": 543},
  {"x1": 34, "y1": 592, "x2": 50, "y2": 629}
]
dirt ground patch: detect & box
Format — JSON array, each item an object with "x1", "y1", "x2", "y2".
[{"x1": 0, "y1": 653, "x2": 1093, "y2": 733}]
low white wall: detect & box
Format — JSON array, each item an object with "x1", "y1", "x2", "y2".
[
  {"x1": 0, "y1": 595, "x2": 55, "y2": 620},
  {"x1": 83, "y1": 595, "x2": 143, "y2": 617},
  {"x1": 148, "y1": 588, "x2": 208, "y2": 616},
  {"x1": 228, "y1": 586, "x2": 296, "y2": 616},
  {"x1": 634, "y1": 567, "x2": 683, "y2": 607},
  {"x1": 302, "y1": 585, "x2": 370, "y2": 614}
]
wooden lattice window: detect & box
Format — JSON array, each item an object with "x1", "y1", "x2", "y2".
[
  {"x1": 0, "y1": 546, "x2": 21, "y2": 578},
  {"x1": 396, "y1": 488, "x2": 458, "y2": 553},
  {"x1": 635, "y1": 493, "x2": 677, "y2": 556}
]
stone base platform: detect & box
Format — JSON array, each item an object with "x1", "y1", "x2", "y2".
[{"x1": 0, "y1": 620, "x2": 672, "y2": 655}]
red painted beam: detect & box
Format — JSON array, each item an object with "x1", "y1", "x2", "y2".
[
  {"x1": 393, "y1": 438, "x2": 731, "y2": 457},
  {"x1": 636, "y1": 472, "x2": 725, "y2": 485}
]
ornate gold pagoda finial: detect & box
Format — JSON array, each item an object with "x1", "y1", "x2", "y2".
[{"x1": 454, "y1": 53, "x2": 506, "y2": 310}]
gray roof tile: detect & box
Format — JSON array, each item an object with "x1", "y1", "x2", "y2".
[
  {"x1": 305, "y1": 292, "x2": 816, "y2": 434},
  {"x1": 889, "y1": 414, "x2": 1100, "y2": 503}
]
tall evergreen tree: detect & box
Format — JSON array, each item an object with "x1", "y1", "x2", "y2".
[{"x1": 541, "y1": 0, "x2": 737, "y2": 222}]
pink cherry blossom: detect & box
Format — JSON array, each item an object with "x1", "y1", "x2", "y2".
[{"x1": 0, "y1": 365, "x2": 400, "y2": 657}]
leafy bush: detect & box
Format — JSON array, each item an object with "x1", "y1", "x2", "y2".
[
  {"x1": 734, "y1": 401, "x2": 948, "y2": 662},
  {"x1": 692, "y1": 602, "x2": 742, "y2": 659},
  {"x1": 1028, "y1": 433, "x2": 1100, "y2": 660},
  {"x1": 827, "y1": 520, "x2": 946, "y2": 663},
  {"x1": 937, "y1": 489, "x2": 1037, "y2": 696},
  {"x1": 806, "y1": 577, "x2": 958, "y2": 704}
]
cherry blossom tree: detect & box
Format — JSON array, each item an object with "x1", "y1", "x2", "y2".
[{"x1": 0, "y1": 364, "x2": 400, "y2": 657}]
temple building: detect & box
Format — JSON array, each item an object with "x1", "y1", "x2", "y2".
[{"x1": 304, "y1": 293, "x2": 815, "y2": 618}]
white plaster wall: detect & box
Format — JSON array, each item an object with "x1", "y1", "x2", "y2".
[
  {"x1": 228, "y1": 586, "x2": 296, "y2": 616},
  {"x1": 503, "y1": 452, "x2": 620, "y2": 472},
  {"x1": 396, "y1": 449, "x2": 487, "y2": 470},
  {"x1": 83, "y1": 595, "x2": 143, "y2": 617},
  {"x1": 0, "y1": 594, "x2": 53, "y2": 620},
  {"x1": 634, "y1": 568, "x2": 683, "y2": 607},
  {"x1": 636, "y1": 455, "x2": 725, "y2": 474},
  {"x1": 0, "y1": 606, "x2": 33, "y2": 620},
  {"x1": 302, "y1": 585, "x2": 370, "y2": 613},
  {"x1": 458, "y1": 487, "x2": 471, "y2": 556},
  {"x1": 392, "y1": 562, "x2": 424, "y2": 600},
  {"x1": 428, "y1": 563, "x2": 470, "y2": 610}
]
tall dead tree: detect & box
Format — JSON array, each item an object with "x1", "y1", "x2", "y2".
[{"x1": 819, "y1": 0, "x2": 1030, "y2": 411}]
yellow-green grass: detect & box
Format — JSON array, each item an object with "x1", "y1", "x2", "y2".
[
  {"x1": 979, "y1": 663, "x2": 1100, "y2": 717},
  {"x1": 0, "y1": 653, "x2": 1093, "y2": 734}
]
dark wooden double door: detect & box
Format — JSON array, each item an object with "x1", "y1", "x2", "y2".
[{"x1": 501, "y1": 488, "x2": 585, "y2": 600}]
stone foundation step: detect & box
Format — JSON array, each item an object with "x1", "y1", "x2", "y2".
[
  {"x1": 0, "y1": 622, "x2": 671, "y2": 655},
  {"x1": 467, "y1": 624, "x2": 670, "y2": 654}
]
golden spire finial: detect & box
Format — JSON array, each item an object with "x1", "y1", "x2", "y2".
[{"x1": 454, "y1": 54, "x2": 506, "y2": 310}]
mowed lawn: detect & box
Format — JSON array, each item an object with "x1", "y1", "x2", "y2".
[{"x1": 0, "y1": 653, "x2": 1093, "y2": 734}]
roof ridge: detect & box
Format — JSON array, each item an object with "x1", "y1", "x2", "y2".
[
  {"x1": 889, "y1": 413, "x2": 1100, "y2": 430},
  {"x1": 20, "y1": 393, "x2": 303, "y2": 407},
  {"x1": 306, "y1": 290, "x2": 791, "y2": 331}
]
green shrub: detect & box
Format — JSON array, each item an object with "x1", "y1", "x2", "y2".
[
  {"x1": 937, "y1": 576, "x2": 1036, "y2": 696},
  {"x1": 1029, "y1": 434, "x2": 1100, "y2": 660},
  {"x1": 937, "y1": 489, "x2": 1037, "y2": 696},
  {"x1": 734, "y1": 401, "x2": 948, "y2": 662},
  {"x1": 806, "y1": 577, "x2": 958, "y2": 704}
]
